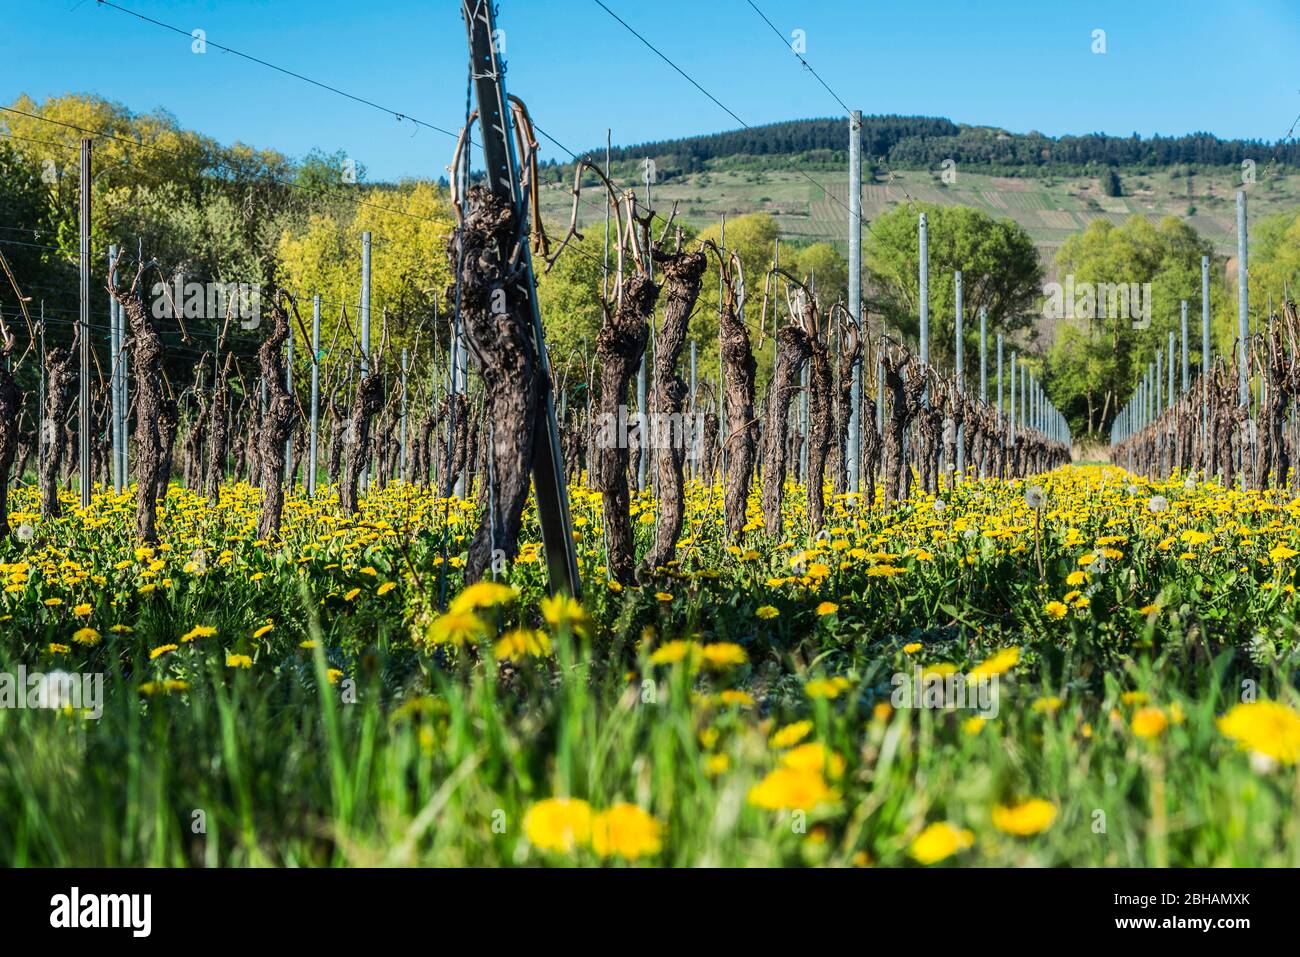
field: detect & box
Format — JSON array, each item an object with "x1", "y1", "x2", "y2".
[
  {"x1": 539, "y1": 164, "x2": 1300, "y2": 264},
  {"x1": 3, "y1": 465, "x2": 1299, "y2": 867}
]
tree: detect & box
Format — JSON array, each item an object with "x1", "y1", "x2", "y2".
[
  {"x1": 276, "y1": 180, "x2": 454, "y2": 365},
  {"x1": 1044, "y1": 215, "x2": 1223, "y2": 438},
  {"x1": 535, "y1": 230, "x2": 609, "y2": 388},
  {"x1": 794, "y1": 242, "x2": 848, "y2": 306},
  {"x1": 864, "y1": 202, "x2": 1042, "y2": 371}
]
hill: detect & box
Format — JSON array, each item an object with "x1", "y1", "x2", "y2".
[{"x1": 537, "y1": 116, "x2": 1300, "y2": 264}]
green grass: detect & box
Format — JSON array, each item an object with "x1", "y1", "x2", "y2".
[{"x1": 3, "y1": 467, "x2": 1300, "y2": 866}]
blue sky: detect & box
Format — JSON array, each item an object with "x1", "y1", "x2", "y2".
[{"x1": 7, "y1": 0, "x2": 1300, "y2": 180}]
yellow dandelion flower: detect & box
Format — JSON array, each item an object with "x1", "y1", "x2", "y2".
[
  {"x1": 992, "y1": 799, "x2": 1057, "y2": 836},
  {"x1": 590, "y1": 804, "x2": 662, "y2": 861},
  {"x1": 1217, "y1": 701, "x2": 1300, "y2": 765},
  {"x1": 804, "y1": 676, "x2": 852, "y2": 699},
  {"x1": 493, "y1": 628, "x2": 553, "y2": 662},
  {"x1": 523, "y1": 797, "x2": 592, "y2": 853},
  {"x1": 969, "y1": 646, "x2": 1020, "y2": 679},
  {"x1": 71, "y1": 627, "x2": 100, "y2": 646},
  {"x1": 769, "y1": 719, "x2": 814, "y2": 749},
  {"x1": 1132, "y1": 706, "x2": 1169, "y2": 739},
  {"x1": 747, "y1": 767, "x2": 836, "y2": 810},
  {"x1": 910, "y1": 822, "x2": 974, "y2": 864},
  {"x1": 425, "y1": 610, "x2": 486, "y2": 647},
  {"x1": 699, "y1": 642, "x2": 747, "y2": 670}
]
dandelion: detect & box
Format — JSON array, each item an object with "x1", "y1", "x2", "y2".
[
  {"x1": 1132, "y1": 706, "x2": 1169, "y2": 738},
  {"x1": 804, "y1": 676, "x2": 852, "y2": 700},
  {"x1": 180, "y1": 624, "x2": 216, "y2": 642},
  {"x1": 1044, "y1": 600, "x2": 1068, "y2": 620},
  {"x1": 755, "y1": 605, "x2": 780, "y2": 620},
  {"x1": 425, "y1": 610, "x2": 486, "y2": 647},
  {"x1": 1024, "y1": 486, "x2": 1046, "y2": 509},
  {"x1": 969, "y1": 646, "x2": 1020, "y2": 678},
  {"x1": 252, "y1": 623, "x2": 274, "y2": 639},
  {"x1": 493, "y1": 628, "x2": 553, "y2": 662},
  {"x1": 781, "y1": 742, "x2": 846, "y2": 779},
  {"x1": 1032, "y1": 696, "x2": 1063, "y2": 714},
  {"x1": 139, "y1": 679, "x2": 189, "y2": 696},
  {"x1": 73, "y1": 603, "x2": 92, "y2": 618},
  {"x1": 1147, "y1": 495, "x2": 1169, "y2": 514},
  {"x1": 718, "y1": 689, "x2": 754, "y2": 707},
  {"x1": 540, "y1": 594, "x2": 592, "y2": 638},
  {"x1": 226, "y1": 653, "x2": 253, "y2": 669},
  {"x1": 48, "y1": 643, "x2": 70, "y2": 655},
  {"x1": 149, "y1": 643, "x2": 178, "y2": 660},
  {"x1": 910, "y1": 822, "x2": 974, "y2": 864},
  {"x1": 747, "y1": 767, "x2": 836, "y2": 811},
  {"x1": 769, "y1": 720, "x2": 814, "y2": 749},
  {"x1": 992, "y1": 799, "x2": 1057, "y2": 836},
  {"x1": 933, "y1": 499, "x2": 947, "y2": 515},
  {"x1": 654, "y1": 591, "x2": 673, "y2": 602},
  {"x1": 376, "y1": 581, "x2": 396, "y2": 596},
  {"x1": 71, "y1": 627, "x2": 100, "y2": 646},
  {"x1": 15, "y1": 523, "x2": 34, "y2": 543},
  {"x1": 1217, "y1": 700, "x2": 1300, "y2": 766},
  {"x1": 699, "y1": 642, "x2": 747, "y2": 670},
  {"x1": 648, "y1": 640, "x2": 699, "y2": 667},
  {"x1": 523, "y1": 797, "x2": 592, "y2": 853},
  {"x1": 449, "y1": 581, "x2": 515, "y2": 615},
  {"x1": 590, "y1": 804, "x2": 662, "y2": 860},
  {"x1": 814, "y1": 601, "x2": 838, "y2": 616}
]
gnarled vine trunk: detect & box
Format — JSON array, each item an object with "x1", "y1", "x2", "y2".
[
  {"x1": 761, "y1": 326, "x2": 810, "y2": 537},
  {"x1": 639, "y1": 248, "x2": 706, "y2": 577},
  {"x1": 447, "y1": 185, "x2": 544, "y2": 582},
  {"x1": 39, "y1": 345, "x2": 76, "y2": 518},
  {"x1": 0, "y1": 355, "x2": 20, "y2": 541},
  {"x1": 596, "y1": 274, "x2": 657, "y2": 583},
  {"x1": 109, "y1": 264, "x2": 169, "y2": 544},
  {"x1": 257, "y1": 296, "x2": 296, "y2": 539}
]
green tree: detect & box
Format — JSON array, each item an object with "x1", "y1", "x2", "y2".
[
  {"x1": 864, "y1": 202, "x2": 1042, "y2": 371},
  {"x1": 1044, "y1": 215, "x2": 1224, "y2": 438},
  {"x1": 794, "y1": 241, "x2": 848, "y2": 306}
]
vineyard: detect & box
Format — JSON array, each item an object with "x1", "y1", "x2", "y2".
[{"x1": 1, "y1": 0, "x2": 1299, "y2": 880}]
